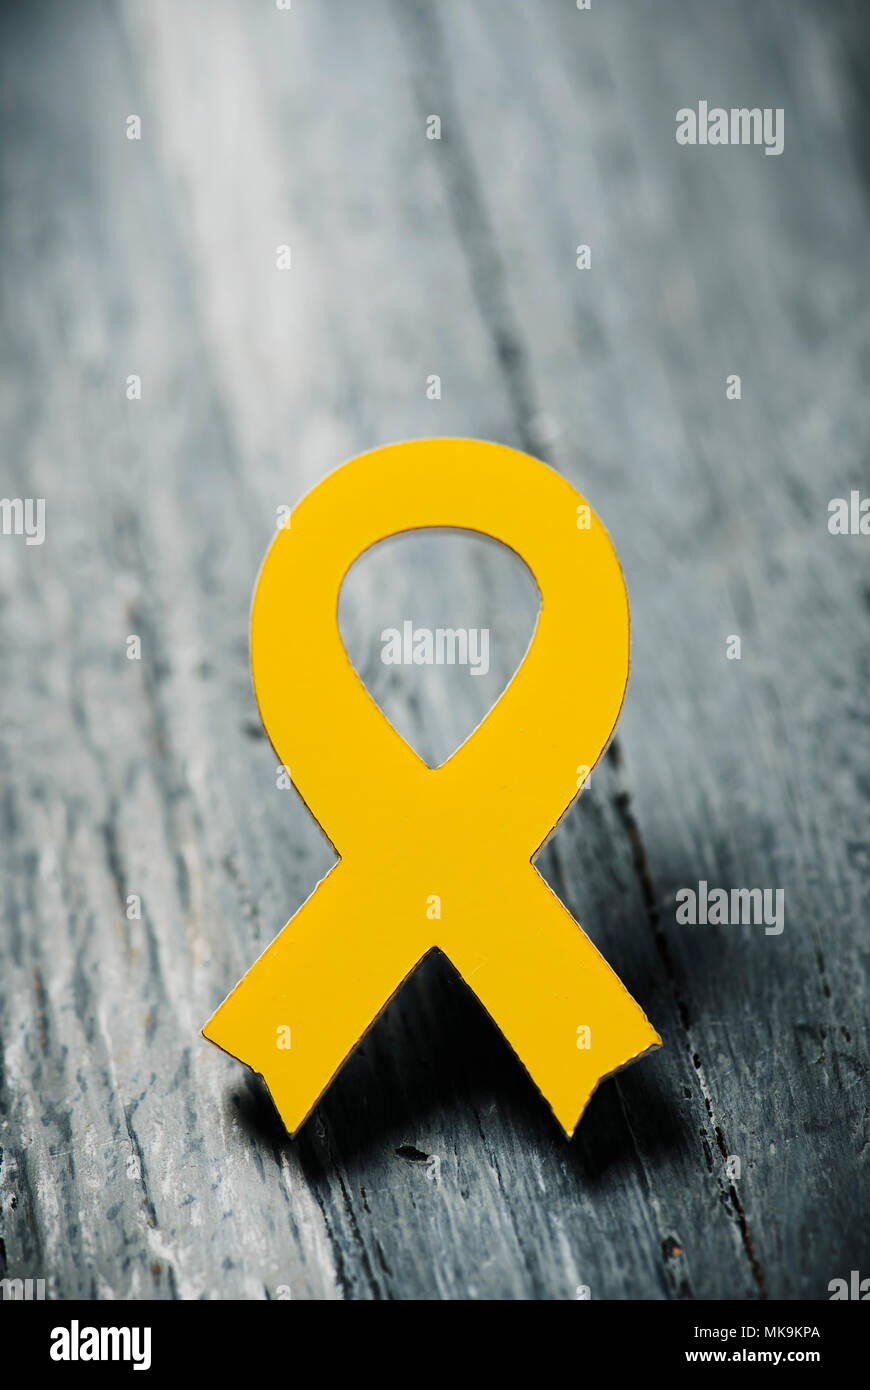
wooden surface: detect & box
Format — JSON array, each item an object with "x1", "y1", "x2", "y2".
[{"x1": 1, "y1": 0, "x2": 868, "y2": 1301}]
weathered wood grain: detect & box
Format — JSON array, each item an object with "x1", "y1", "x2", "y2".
[{"x1": 0, "y1": 0, "x2": 867, "y2": 1300}]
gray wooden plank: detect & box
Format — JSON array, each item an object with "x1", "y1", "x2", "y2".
[{"x1": 0, "y1": 0, "x2": 866, "y2": 1302}]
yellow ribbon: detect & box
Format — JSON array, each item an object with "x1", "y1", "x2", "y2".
[{"x1": 203, "y1": 439, "x2": 660, "y2": 1136}]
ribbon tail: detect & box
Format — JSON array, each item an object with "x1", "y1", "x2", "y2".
[
  {"x1": 439, "y1": 866, "x2": 661, "y2": 1137},
  {"x1": 202, "y1": 862, "x2": 431, "y2": 1134}
]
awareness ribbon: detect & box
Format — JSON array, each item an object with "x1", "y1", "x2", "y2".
[{"x1": 203, "y1": 439, "x2": 660, "y2": 1136}]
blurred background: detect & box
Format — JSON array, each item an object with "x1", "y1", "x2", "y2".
[{"x1": 0, "y1": 0, "x2": 868, "y2": 1300}]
